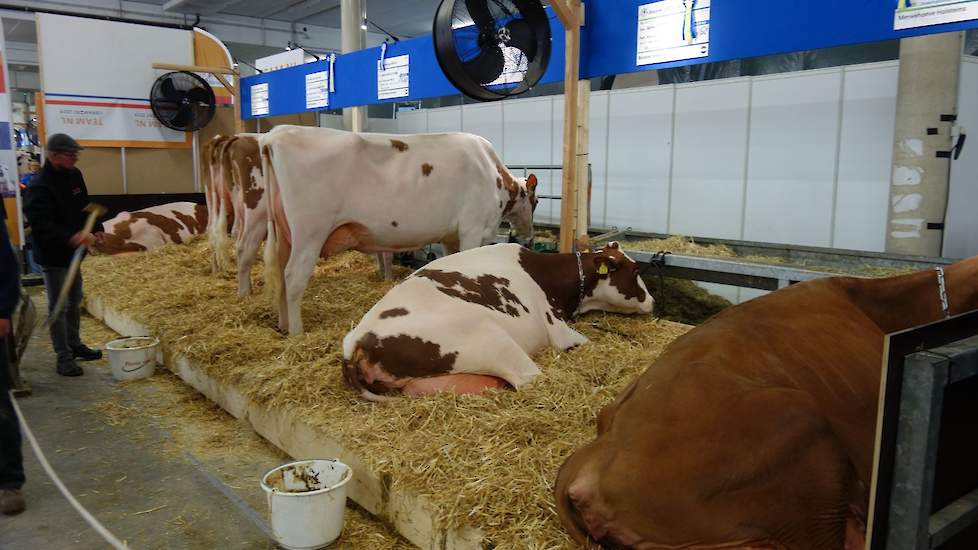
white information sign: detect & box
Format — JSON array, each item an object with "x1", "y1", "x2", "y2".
[
  {"x1": 894, "y1": 0, "x2": 978, "y2": 30},
  {"x1": 637, "y1": 0, "x2": 711, "y2": 66},
  {"x1": 377, "y1": 55, "x2": 410, "y2": 100},
  {"x1": 251, "y1": 83, "x2": 269, "y2": 116},
  {"x1": 305, "y1": 71, "x2": 329, "y2": 109}
]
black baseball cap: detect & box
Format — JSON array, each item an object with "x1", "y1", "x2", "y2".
[{"x1": 46, "y1": 133, "x2": 84, "y2": 153}]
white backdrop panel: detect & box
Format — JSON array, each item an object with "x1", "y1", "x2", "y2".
[
  {"x1": 834, "y1": 62, "x2": 898, "y2": 253},
  {"x1": 605, "y1": 86, "x2": 674, "y2": 233},
  {"x1": 462, "y1": 103, "x2": 503, "y2": 151},
  {"x1": 670, "y1": 79, "x2": 751, "y2": 239},
  {"x1": 426, "y1": 107, "x2": 462, "y2": 133},
  {"x1": 546, "y1": 97, "x2": 565, "y2": 226},
  {"x1": 588, "y1": 91, "x2": 610, "y2": 229},
  {"x1": 396, "y1": 110, "x2": 427, "y2": 134},
  {"x1": 945, "y1": 57, "x2": 978, "y2": 259},
  {"x1": 744, "y1": 69, "x2": 843, "y2": 247},
  {"x1": 501, "y1": 97, "x2": 555, "y2": 224},
  {"x1": 38, "y1": 13, "x2": 192, "y2": 98}
]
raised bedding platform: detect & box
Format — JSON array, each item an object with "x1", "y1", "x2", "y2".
[{"x1": 83, "y1": 240, "x2": 689, "y2": 549}]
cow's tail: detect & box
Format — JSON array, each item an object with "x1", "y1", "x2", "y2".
[
  {"x1": 343, "y1": 347, "x2": 391, "y2": 403},
  {"x1": 262, "y1": 142, "x2": 283, "y2": 305}
]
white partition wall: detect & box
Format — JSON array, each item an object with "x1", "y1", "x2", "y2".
[
  {"x1": 743, "y1": 69, "x2": 843, "y2": 247},
  {"x1": 834, "y1": 63, "x2": 899, "y2": 253},
  {"x1": 605, "y1": 85, "x2": 674, "y2": 233},
  {"x1": 670, "y1": 78, "x2": 751, "y2": 240},
  {"x1": 503, "y1": 97, "x2": 556, "y2": 224},
  {"x1": 945, "y1": 57, "x2": 978, "y2": 259},
  {"x1": 391, "y1": 58, "x2": 978, "y2": 255}
]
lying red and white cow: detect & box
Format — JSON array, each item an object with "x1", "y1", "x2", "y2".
[
  {"x1": 220, "y1": 134, "x2": 266, "y2": 296},
  {"x1": 554, "y1": 256, "x2": 978, "y2": 549},
  {"x1": 341, "y1": 242, "x2": 654, "y2": 400},
  {"x1": 91, "y1": 201, "x2": 208, "y2": 255},
  {"x1": 262, "y1": 126, "x2": 539, "y2": 335}
]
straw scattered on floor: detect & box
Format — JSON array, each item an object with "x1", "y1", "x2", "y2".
[{"x1": 83, "y1": 239, "x2": 690, "y2": 548}]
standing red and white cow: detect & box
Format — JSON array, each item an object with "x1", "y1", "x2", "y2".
[
  {"x1": 220, "y1": 134, "x2": 267, "y2": 296},
  {"x1": 261, "y1": 126, "x2": 539, "y2": 335},
  {"x1": 203, "y1": 134, "x2": 237, "y2": 273},
  {"x1": 91, "y1": 201, "x2": 208, "y2": 255},
  {"x1": 342, "y1": 242, "x2": 654, "y2": 400}
]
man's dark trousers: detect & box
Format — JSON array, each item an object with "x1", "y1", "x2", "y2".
[{"x1": 41, "y1": 266, "x2": 83, "y2": 364}]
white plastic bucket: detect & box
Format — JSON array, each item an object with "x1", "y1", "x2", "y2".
[
  {"x1": 105, "y1": 336, "x2": 159, "y2": 382},
  {"x1": 260, "y1": 459, "x2": 353, "y2": 550}
]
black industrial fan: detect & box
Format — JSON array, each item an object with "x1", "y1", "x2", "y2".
[
  {"x1": 149, "y1": 71, "x2": 216, "y2": 132},
  {"x1": 433, "y1": 0, "x2": 551, "y2": 101}
]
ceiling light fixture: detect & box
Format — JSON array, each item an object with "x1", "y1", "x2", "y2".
[{"x1": 360, "y1": 17, "x2": 368, "y2": 30}]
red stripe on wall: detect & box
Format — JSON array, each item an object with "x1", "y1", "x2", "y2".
[{"x1": 45, "y1": 100, "x2": 151, "y2": 109}]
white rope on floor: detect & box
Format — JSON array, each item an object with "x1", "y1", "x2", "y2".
[{"x1": 8, "y1": 390, "x2": 130, "y2": 550}]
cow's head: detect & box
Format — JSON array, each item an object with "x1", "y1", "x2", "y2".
[
  {"x1": 502, "y1": 173, "x2": 538, "y2": 241},
  {"x1": 580, "y1": 242, "x2": 654, "y2": 315}
]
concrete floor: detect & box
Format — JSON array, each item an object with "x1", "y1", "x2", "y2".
[{"x1": 1, "y1": 292, "x2": 409, "y2": 550}]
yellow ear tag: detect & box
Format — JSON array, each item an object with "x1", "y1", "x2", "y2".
[{"x1": 598, "y1": 264, "x2": 609, "y2": 275}]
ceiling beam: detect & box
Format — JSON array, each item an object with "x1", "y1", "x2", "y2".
[
  {"x1": 162, "y1": 0, "x2": 248, "y2": 15},
  {"x1": 258, "y1": 0, "x2": 342, "y2": 21}
]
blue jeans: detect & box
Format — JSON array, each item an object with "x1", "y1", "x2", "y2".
[
  {"x1": 41, "y1": 267, "x2": 83, "y2": 363},
  {"x1": 0, "y1": 340, "x2": 24, "y2": 490}
]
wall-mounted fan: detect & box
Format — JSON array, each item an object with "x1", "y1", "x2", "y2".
[
  {"x1": 433, "y1": 0, "x2": 552, "y2": 101},
  {"x1": 149, "y1": 71, "x2": 216, "y2": 132}
]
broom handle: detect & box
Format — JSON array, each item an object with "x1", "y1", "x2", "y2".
[{"x1": 47, "y1": 208, "x2": 101, "y2": 326}]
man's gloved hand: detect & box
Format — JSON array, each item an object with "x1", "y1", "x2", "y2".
[{"x1": 70, "y1": 231, "x2": 96, "y2": 247}]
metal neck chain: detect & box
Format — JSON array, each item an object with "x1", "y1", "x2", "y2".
[
  {"x1": 936, "y1": 267, "x2": 950, "y2": 319},
  {"x1": 574, "y1": 251, "x2": 585, "y2": 318}
]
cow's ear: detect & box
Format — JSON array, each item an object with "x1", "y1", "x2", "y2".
[
  {"x1": 526, "y1": 174, "x2": 538, "y2": 193},
  {"x1": 606, "y1": 241, "x2": 620, "y2": 250}
]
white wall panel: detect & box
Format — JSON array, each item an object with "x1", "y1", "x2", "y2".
[
  {"x1": 396, "y1": 110, "x2": 427, "y2": 134},
  {"x1": 945, "y1": 58, "x2": 978, "y2": 259},
  {"x1": 462, "y1": 103, "x2": 503, "y2": 151},
  {"x1": 546, "y1": 97, "x2": 565, "y2": 226},
  {"x1": 605, "y1": 86, "x2": 674, "y2": 233},
  {"x1": 502, "y1": 97, "x2": 555, "y2": 225},
  {"x1": 833, "y1": 63, "x2": 898, "y2": 253},
  {"x1": 744, "y1": 69, "x2": 843, "y2": 247},
  {"x1": 587, "y1": 92, "x2": 610, "y2": 228},
  {"x1": 368, "y1": 118, "x2": 399, "y2": 133},
  {"x1": 427, "y1": 107, "x2": 462, "y2": 133},
  {"x1": 670, "y1": 79, "x2": 751, "y2": 239}
]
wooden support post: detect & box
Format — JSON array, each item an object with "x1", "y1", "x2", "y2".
[
  {"x1": 152, "y1": 62, "x2": 236, "y2": 75},
  {"x1": 575, "y1": 79, "x2": 591, "y2": 249},
  {"x1": 557, "y1": 1, "x2": 586, "y2": 253}
]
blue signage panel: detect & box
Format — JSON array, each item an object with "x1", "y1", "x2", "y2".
[{"x1": 241, "y1": 1, "x2": 978, "y2": 119}]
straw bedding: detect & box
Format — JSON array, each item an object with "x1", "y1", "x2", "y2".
[{"x1": 83, "y1": 239, "x2": 690, "y2": 549}]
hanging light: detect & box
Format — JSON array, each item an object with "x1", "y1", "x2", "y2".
[{"x1": 360, "y1": 17, "x2": 368, "y2": 30}]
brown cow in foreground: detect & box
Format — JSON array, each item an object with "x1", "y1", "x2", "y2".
[{"x1": 555, "y1": 256, "x2": 978, "y2": 549}]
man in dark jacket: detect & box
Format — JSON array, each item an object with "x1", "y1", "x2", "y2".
[
  {"x1": 1, "y1": 204, "x2": 26, "y2": 515},
  {"x1": 23, "y1": 134, "x2": 104, "y2": 377}
]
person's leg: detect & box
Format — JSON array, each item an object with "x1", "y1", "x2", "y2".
[
  {"x1": 0, "y1": 343, "x2": 26, "y2": 515},
  {"x1": 66, "y1": 272, "x2": 99, "y2": 360},
  {"x1": 41, "y1": 267, "x2": 82, "y2": 375}
]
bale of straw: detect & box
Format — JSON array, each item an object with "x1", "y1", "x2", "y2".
[{"x1": 83, "y1": 238, "x2": 690, "y2": 548}]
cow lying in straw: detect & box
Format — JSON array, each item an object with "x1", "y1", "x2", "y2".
[
  {"x1": 92, "y1": 202, "x2": 208, "y2": 255},
  {"x1": 554, "y1": 255, "x2": 978, "y2": 549},
  {"x1": 342, "y1": 242, "x2": 654, "y2": 400}
]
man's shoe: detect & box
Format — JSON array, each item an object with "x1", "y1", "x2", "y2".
[
  {"x1": 57, "y1": 359, "x2": 84, "y2": 377},
  {"x1": 0, "y1": 489, "x2": 25, "y2": 515},
  {"x1": 72, "y1": 345, "x2": 103, "y2": 361}
]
